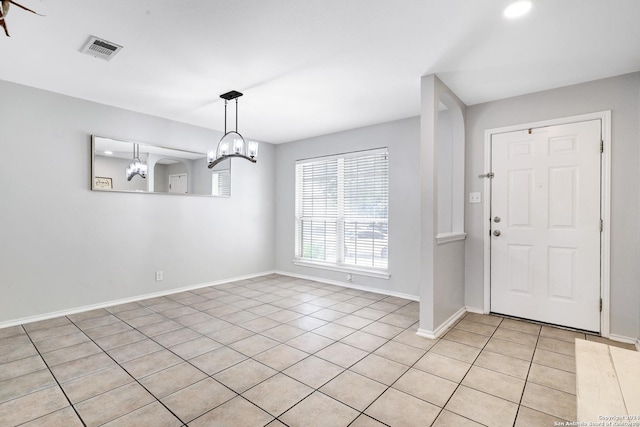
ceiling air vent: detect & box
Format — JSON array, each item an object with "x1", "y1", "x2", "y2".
[{"x1": 80, "y1": 36, "x2": 123, "y2": 61}]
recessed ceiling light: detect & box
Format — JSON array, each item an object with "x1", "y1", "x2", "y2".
[
  {"x1": 504, "y1": 0, "x2": 532, "y2": 19},
  {"x1": 104, "y1": 151, "x2": 113, "y2": 155}
]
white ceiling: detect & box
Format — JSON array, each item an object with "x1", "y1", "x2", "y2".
[{"x1": 1, "y1": 0, "x2": 639, "y2": 144}]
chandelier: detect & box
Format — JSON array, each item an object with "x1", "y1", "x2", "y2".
[
  {"x1": 125, "y1": 143, "x2": 147, "y2": 181},
  {"x1": 207, "y1": 90, "x2": 258, "y2": 169}
]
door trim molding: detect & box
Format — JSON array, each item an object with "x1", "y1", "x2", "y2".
[{"x1": 482, "y1": 111, "x2": 611, "y2": 337}]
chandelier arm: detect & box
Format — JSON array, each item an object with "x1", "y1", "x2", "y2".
[{"x1": 208, "y1": 153, "x2": 257, "y2": 169}]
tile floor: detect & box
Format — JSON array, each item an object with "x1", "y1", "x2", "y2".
[{"x1": 0, "y1": 274, "x2": 636, "y2": 426}]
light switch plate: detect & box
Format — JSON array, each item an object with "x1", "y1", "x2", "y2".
[{"x1": 469, "y1": 192, "x2": 482, "y2": 204}]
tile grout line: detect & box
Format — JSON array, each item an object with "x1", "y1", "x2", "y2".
[{"x1": 21, "y1": 324, "x2": 88, "y2": 427}]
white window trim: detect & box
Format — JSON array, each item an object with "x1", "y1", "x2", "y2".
[{"x1": 292, "y1": 259, "x2": 390, "y2": 279}]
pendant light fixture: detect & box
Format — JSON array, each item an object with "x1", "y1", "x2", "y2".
[
  {"x1": 125, "y1": 143, "x2": 147, "y2": 181},
  {"x1": 207, "y1": 90, "x2": 258, "y2": 169}
]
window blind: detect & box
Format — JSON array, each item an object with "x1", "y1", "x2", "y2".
[{"x1": 295, "y1": 148, "x2": 388, "y2": 271}]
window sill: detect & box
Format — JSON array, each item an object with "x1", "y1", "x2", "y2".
[
  {"x1": 436, "y1": 232, "x2": 467, "y2": 245},
  {"x1": 292, "y1": 260, "x2": 390, "y2": 280}
]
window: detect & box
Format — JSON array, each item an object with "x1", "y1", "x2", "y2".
[
  {"x1": 295, "y1": 148, "x2": 389, "y2": 273},
  {"x1": 211, "y1": 169, "x2": 230, "y2": 197}
]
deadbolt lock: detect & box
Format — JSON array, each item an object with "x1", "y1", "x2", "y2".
[{"x1": 494, "y1": 216, "x2": 501, "y2": 223}]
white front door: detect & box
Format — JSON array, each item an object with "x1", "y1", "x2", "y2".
[
  {"x1": 490, "y1": 120, "x2": 601, "y2": 332},
  {"x1": 169, "y1": 173, "x2": 188, "y2": 193}
]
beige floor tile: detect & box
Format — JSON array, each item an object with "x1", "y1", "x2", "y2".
[
  {"x1": 360, "y1": 321, "x2": 404, "y2": 339},
  {"x1": 121, "y1": 349, "x2": 183, "y2": 379},
  {"x1": 266, "y1": 309, "x2": 304, "y2": 323},
  {"x1": 27, "y1": 324, "x2": 80, "y2": 342},
  {"x1": 137, "y1": 319, "x2": 183, "y2": 337},
  {"x1": 286, "y1": 332, "x2": 335, "y2": 353},
  {"x1": 262, "y1": 324, "x2": 307, "y2": 342},
  {"x1": 162, "y1": 377, "x2": 236, "y2": 423},
  {"x1": 0, "y1": 334, "x2": 31, "y2": 349},
  {"x1": 393, "y1": 368, "x2": 458, "y2": 406},
  {"x1": 373, "y1": 340, "x2": 426, "y2": 366},
  {"x1": 153, "y1": 327, "x2": 202, "y2": 347},
  {"x1": 284, "y1": 355, "x2": 344, "y2": 389},
  {"x1": 521, "y1": 382, "x2": 576, "y2": 420},
  {"x1": 83, "y1": 322, "x2": 132, "y2": 340},
  {"x1": 365, "y1": 388, "x2": 440, "y2": 427},
  {"x1": 220, "y1": 310, "x2": 262, "y2": 325},
  {"x1": 170, "y1": 336, "x2": 222, "y2": 360},
  {"x1": 352, "y1": 307, "x2": 388, "y2": 321},
  {"x1": 464, "y1": 313, "x2": 503, "y2": 326},
  {"x1": 0, "y1": 386, "x2": 68, "y2": 426},
  {"x1": 61, "y1": 365, "x2": 134, "y2": 403},
  {"x1": 430, "y1": 338, "x2": 482, "y2": 364},
  {"x1": 33, "y1": 331, "x2": 92, "y2": 354},
  {"x1": 433, "y1": 410, "x2": 484, "y2": 426},
  {"x1": 23, "y1": 317, "x2": 72, "y2": 333},
  {"x1": 229, "y1": 334, "x2": 279, "y2": 356},
  {"x1": 350, "y1": 354, "x2": 408, "y2": 385},
  {"x1": 287, "y1": 316, "x2": 328, "y2": 331},
  {"x1": 240, "y1": 316, "x2": 282, "y2": 332},
  {"x1": 392, "y1": 329, "x2": 438, "y2": 350},
  {"x1": 19, "y1": 406, "x2": 84, "y2": 427},
  {"x1": 378, "y1": 313, "x2": 416, "y2": 328},
  {"x1": 189, "y1": 396, "x2": 273, "y2": 427},
  {"x1": 475, "y1": 350, "x2": 531, "y2": 380},
  {"x1": 330, "y1": 301, "x2": 365, "y2": 314},
  {"x1": 484, "y1": 337, "x2": 535, "y2": 361},
  {"x1": 107, "y1": 339, "x2": 163, "y2": 364},
  {"x1": 319, "y1": 370, "x2": 387, "y2": 411},
  {"x1": 446, "y1": 385, "x2": 519, "y2": 427},
  {"x1": 333, "y1": 314, "x2": 374, "y2": 329},
  {"x1": 93, "y1": 330, "x2": 146, "y2": 351},
  {"x1": 0, "y1": 369, "x2": 56, "y2": 404},
  {"x1": 313, "y1": 323, "x2": 357, "y2": 340},
  {"x1": 242, "y1": 373, "x2": 313, "y2": 416},
  {"x1": 540, "y1": 326, "x2": 586, "y2": 343},
  {"x1": 350, "y1": 414, "x2": 388, "y2": 426},
  {"x1": 527, "y1": 363, "x2": 576, "y2": 395},
  {"x1": 102, "y1": 401, "x2": 182, "y2": 427},
  {"x1": 493, "y1": 327, "x2": 539, "y2": 347},
  {"x1": 189, "y1": 346, "x2": 247, "y2": 375},
  {"x1": 444, "y1": 328, "x2": 490, "y2": 349},
  {"x1": 214, "y1": 359, "x2": 277, "y2": 393},
  {"x1": 74, "y1": 382, "x2": 155, "y2": 426},
  {"x1": 340, "y1": 331, "x2": 388, "y2": 352},
  {"x1": 50, "y1": 353, "x2": 116, "y2": 383},
  {"x1": 462, "y1": 366, "x2": 525, "y2": 403},
  {"x1": 533, "y1": 348, "x2": 576, "y2": 373},
  {"x1": 74, "y1": 314, "x2": 120, "y2": 330},
  {"x1": 246, "y1": 304, "x2": 283, "y2": 317},
  {"x1": 188, "y1": 318, "x2": 232, "y2": 335},
  {"x1": 139, "y1": 362, "x2": 207, "y2": 398},
  {"x1": 414, "y1": 352, "x2": 471, "y2": 382},
  {"x1": 315, "y1": 342, "x2": 368, "y2": 368},
  {"x1": 253, "y1": 344, "x2": 309, "y2": 371},
  {"x1": 205, "y1": 325, "x2": 255, "y2": 345},
  {"x1": 112, "y1": 307, "x2": 153, "y2": 321},
  {"x1": 0, "y1": 342, "x2": 38, "y2": 364},
  {"x1": 42, "y1": 341, "x2": 103, "y2": 367},
  {"x1": 454, "y1": 319, "x2": 498, "y2": 336},
  {"x1": 125, "y1": 313, "x2": 167, "y2": 328},
  {"x1": 514, "y1": 406, "x2": 565, "y2": 427},
  {"x1": 537, "y1": 336, "x2": 575, "y2": 356},
  {"x1": 280, "y1": 391, "x2": 359, "y2": 427},
  {"x1": 499, "y1": 319, "x2": 541, "y2": 335},
  {"x1": 67, "y1": 309, "x2": 111, "y2": 323},
  {"x1": 0, "y1": 326, "x2": 26, "y2": 340}
]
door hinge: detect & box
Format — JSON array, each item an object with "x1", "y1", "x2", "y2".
[
  {"x1": 600, "y1": 219, "x2": 603, "y2": 232},
  {"x1": 479, "y1": 172, "x2": 495, "y2": 179},
  {"x1": 600, "y1": 140, "x2": 604, "y2": 153},
  {"x1": 599, "y1": 298, "x2": 603, "y2": 312}
]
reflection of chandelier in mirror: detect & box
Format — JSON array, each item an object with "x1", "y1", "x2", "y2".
[
  {"x1": 125, "y1": 143, "x2": 147, "y2": 181},
  {"x1": 207, "y1": 90, "x2": 259, "y2": 169}
]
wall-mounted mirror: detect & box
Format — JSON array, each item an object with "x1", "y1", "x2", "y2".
[{"x1": 91, "y1": 136, "x2": 230, "y2": 197}]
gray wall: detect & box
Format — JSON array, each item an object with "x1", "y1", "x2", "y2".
[
  {"x1": 275, "y1": 117, "x2": 421, "y2": 298},
  {"x1": 465, "y1": 72, "x2": 640, "y2": 340},
  {"x1": 0, "y1": 79, "x2": 275, "y2": 324}
]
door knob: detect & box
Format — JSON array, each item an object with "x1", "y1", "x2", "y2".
[
  {"x1": 493, "y1": 230, "x2": 501, "y2": 236},
  {"x1": 494, "y1": 216, "x2": 501, "y2": 223}
]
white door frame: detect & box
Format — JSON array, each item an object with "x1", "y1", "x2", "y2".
[{"x1": 482, "y1": 111, "x2": 611, "y2": 337}]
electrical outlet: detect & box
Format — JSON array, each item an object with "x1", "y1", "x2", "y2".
[
  {"x1": 155, "y1": 271, "x2": 163, "y2": 281},
  {"x1": 469, "y1": 192, "x2": 482, "y2": 204}
]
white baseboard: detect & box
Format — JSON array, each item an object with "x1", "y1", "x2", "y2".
[
  {"x1": 416, "y1": 306, "x2": 467, "y2": 340},
  {"x1": 0, "y1": 270, "x2": 275, "y2": 330},
  {"x1": 607, "y1": 333, "x2": 640, "y2": 346},
  {"x1": 274, "y1": 270, "x2": 419, "y2": 301},
  {"x1": 636, "y1": 340, "x2": 640, "y2": 352}
]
